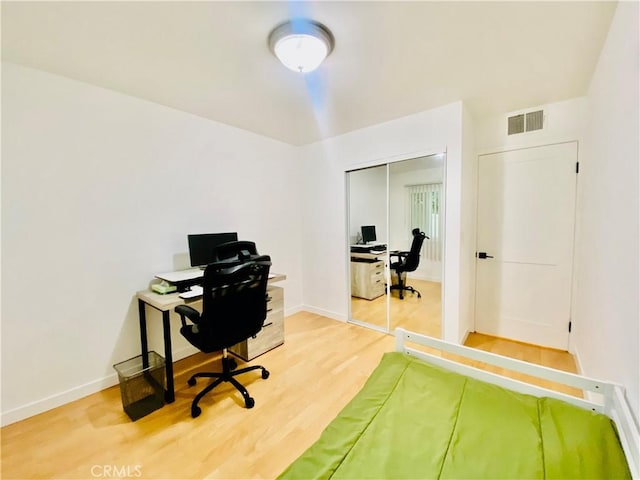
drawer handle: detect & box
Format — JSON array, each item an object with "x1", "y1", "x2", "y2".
[
  {"x1": 267, "y1": 308, "x2": 273, "y2": 313},
  {"x1": 266, "y1": 295, "x2": 273, "y2": 302},
  {"x1": 253, "y1": 322, "x2": 273, "y2": 338}
]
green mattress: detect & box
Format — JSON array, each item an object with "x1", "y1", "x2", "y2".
[{"x1": 279, "y1": 352, "x2": 630, "y2": 479}]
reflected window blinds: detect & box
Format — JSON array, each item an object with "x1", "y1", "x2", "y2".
[{"x1": 406, "y1": 183, "x2": 443, "y2": 261}]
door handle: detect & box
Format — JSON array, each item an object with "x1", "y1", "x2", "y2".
[{"x1": 476, "y1": 252, "x2": 494, "y2": 259}]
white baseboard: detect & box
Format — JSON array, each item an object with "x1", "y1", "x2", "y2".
[
  {"x1": 0, "y1": 344, "x2": 200, "y2": 427},
  {"x1": 459, "y1": 328, "x2": 471, "y2": 346},
  {"x1": 572, "y1": 345, "x2": 585, "y2": 376},
  {"x1": 407, "y1": 273, "x2": 442, "y2": 283},
  {"x1": 570, "y1": 346, "x2": 602, "y2": 404},
  {"x1": 1, "y1": 374, "x2": 119, "y2": 427},
  {"x1": 284, "y1": 304, "x2": 304, "y2": 317},
  {"x1": 299, "y1": 304, "x2": 347, "y2": 322}
]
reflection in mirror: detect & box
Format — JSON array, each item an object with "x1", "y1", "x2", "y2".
[
  {"x1": 388, "y1": 154, "x2": 444, "y2": 338},
  {"x1": 347, "y1": 164, "x2": 388, "y2": 332}
]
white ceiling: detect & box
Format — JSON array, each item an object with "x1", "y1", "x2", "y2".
[{"x1": 1, "y1": 1, "x2": 617, "y2": 146}]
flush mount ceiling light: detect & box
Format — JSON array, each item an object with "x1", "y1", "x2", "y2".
[{"x1": 268, "y1": 19, "x2": 334, "y2": 73}]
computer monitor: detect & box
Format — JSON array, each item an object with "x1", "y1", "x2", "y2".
[
  {"x1": 361, "y1": 225, "x2": 377, "y2": 244},
  {"x1": 188, "y1": 232, "x2": 238, "y2": 267}
]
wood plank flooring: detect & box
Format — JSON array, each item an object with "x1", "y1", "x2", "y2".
[
  {"x1": 1, "y1": 312, "x2": 578, "y2": 479},
  {"x1": 463, "y1": 332, "x2": 581, "y2": 397},
  {"x1": 351, "y1": 279, "x2": 442, "y2": 337}
]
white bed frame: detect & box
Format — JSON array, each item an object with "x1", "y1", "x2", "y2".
[{"x1": 395, "y1": 328, "x2": 640, "y2": 479}]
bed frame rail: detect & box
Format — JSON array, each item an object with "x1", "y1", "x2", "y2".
[
  {"x1": 395, "y1": 328, "x2": 639, "y2": 479},
  {"x1": 610, "y1": 384, "x2": 640, "y2": 479}
]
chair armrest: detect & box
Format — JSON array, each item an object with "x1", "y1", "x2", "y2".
[
  {"x1": 175, "y1": 305, "x2": 201, "y2": 328},
  {"x1": 389, "y1": 250, "x2": 409, "y2": 260}
]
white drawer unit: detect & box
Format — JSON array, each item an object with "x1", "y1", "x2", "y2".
[
  {"x1": 350, "y1": 258, "x2": 385, "y2": 300},
  {"x1": 230, "y1": 285, "x2": 284, "y2": 361}
]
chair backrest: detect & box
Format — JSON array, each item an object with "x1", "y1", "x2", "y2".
[
  {"x1": 212, "y1": 240, "x2": 258, "y2": 262},
  {"x1": 199, "y1": 255, "x2": 272, "y2": 347},
  {"x1": 402, "y1": 228, "x2": 427, "y2": 272}
]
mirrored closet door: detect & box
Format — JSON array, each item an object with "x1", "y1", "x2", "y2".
[
  {"x1": 347, "y1": 153, "x2": 445, "y2": 337},
  {"x1": 347, "y1": 164, "x2": 389, "y2": 332}
]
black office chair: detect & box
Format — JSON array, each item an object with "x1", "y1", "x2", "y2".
[
  {"x1": 212, "y1": 240, "x2": 258, "y2": 261},
  {"x1": 175, "y1": 254, "x2": 272, "y2": 418},
  {"x1": 389, "y1": 228, "x2": 428, "y2": 300}
]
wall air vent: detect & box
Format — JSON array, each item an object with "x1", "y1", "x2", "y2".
[
  {"x1": 525, "y1": 110, "x2": 544, "y2": 131},
  {"x1": 507, "y1": 109, "x2": 544, "y2": 135},
  {"x1": 508, "y1": 114, "x2": 525, "y2": 135}
]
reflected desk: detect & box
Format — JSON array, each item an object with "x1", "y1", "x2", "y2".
[
  {"x1": 136, "y1": 273, "x2": 286, "y2": 403},
  {"x1": 350, "y1": 249, "x2": 387, "y2": 301},
  {"x1": 350, "y1": 250, "x2": 387, "y2": 261}
]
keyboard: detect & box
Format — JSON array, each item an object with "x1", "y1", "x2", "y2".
[{"x1": 179, "y1": 285, "x2": 203, "y2": 299}]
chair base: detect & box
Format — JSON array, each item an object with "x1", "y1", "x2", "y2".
[
  {"x1": 187, "y1": 351, "x2": 269, "y2": 418},
  {"x1": 389, "y1": 282, "x2": 422, "y2": 300}
]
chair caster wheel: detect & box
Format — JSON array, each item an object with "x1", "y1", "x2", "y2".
[
  {"x1": 191, "y1": 406, "x2": 201, "y2": 418},
  {"x1": 245, "y1": 397, "x2": 255, "y2": 409},
  {"x1": 188, "y1": 377, "x2": 197, "y2": 387},
  {"x1": 262, "y1": 369, "x2": 270, "y2": 379}
]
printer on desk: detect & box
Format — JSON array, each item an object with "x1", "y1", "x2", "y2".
[
  {"x1": 154, "y1": 269, "x2": 202, "y2": 293},
  {"x1": 151, "y1": 281, "x2": 177, "y2": 295}
]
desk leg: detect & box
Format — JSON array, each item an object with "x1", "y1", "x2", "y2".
[
  {"x1": 162, "y1": 310, "x2": 175, "y2": 403},
  {"x1": 138, "y1": 299, "x2": 149, "y2": 369}
]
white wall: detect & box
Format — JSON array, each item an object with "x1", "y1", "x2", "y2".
[
  {"x1": 571, "y1": 2, "x2": 639, "y2": 420},
  {"x1": 475, "y1": 97, "x2": 588, "y2": 153},
  {"x1": 1, "y1": 63, "x2": 303, "y2": 425},
  {"x1": 0, "y1": 67, "x2": 477, "y2": 424},
  {"x1": 300, "y1": 102, "x2": 469, "y2": 342},
  {"x1": 347, "y1": 166, "x2": 387, "y2": 244}
]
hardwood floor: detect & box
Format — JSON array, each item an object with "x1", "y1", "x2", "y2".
[
  {"x1": 1, "y1": 312, "x2": 578, "y2": 479},
  {"x1": 463, "y1": 332, "x2": 581, "y2": 397},
  {"x1": 351, "y1": 278, "x2": 442, "y2": 337}
]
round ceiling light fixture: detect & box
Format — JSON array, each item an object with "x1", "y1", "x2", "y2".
[{"x1": 268, "y1": 19, "x2": 334, "y2": 73}]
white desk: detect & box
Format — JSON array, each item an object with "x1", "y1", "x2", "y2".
[
  {"x1": 136, "y1": 273, "x2": 286, "y2": 403},
  {"x1": 350, "y1": 250, "x2": 387, "y2": 261},
  {"x1": 155, "y1": 268, "x2": 203, "y2": 283}
]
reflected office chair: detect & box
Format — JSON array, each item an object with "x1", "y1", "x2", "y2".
[
  {"x1": 389, "y1": 228, "x2": 428, "y2": 300},
  {"x1": 175, "y1": 254, "x2": 272, "y2": 418}
]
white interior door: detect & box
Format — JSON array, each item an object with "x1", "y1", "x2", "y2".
[{"x1": 475, "y1": 142, "x2": 578, "y2": 350}]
